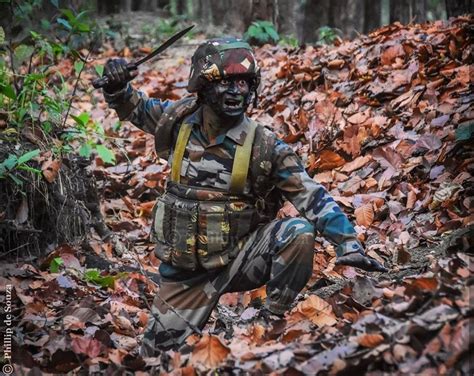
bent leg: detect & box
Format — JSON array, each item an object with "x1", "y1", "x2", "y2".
[
  {"x1": 141, "y1": 217, "x2": 315, "y2": 356},
  {"x1": 140, "y1": 272, "x2": 220, "y2": 356},
  {"x1": 215, "y1": 217, "x2": 315, "y2": 315}
]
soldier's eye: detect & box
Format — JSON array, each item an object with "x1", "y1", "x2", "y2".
[{"x1": 220, "y1": 79, "x2": 230, "y2": 86}]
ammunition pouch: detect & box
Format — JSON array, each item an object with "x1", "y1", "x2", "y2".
[{"x1": 152, "y1": 182, "x2": 262, "y2": 271}]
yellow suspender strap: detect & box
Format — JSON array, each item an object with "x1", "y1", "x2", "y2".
[
  {"x1": 171, "y1": 123, "x2": 193, "y2": 183},
  {"x1": 229, "y1": 120, "x2": 258, "y2": 194}
]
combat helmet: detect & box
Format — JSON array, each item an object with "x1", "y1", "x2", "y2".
[{"x1": 187, "y1": 37, "x2": 260, "y2": 94}]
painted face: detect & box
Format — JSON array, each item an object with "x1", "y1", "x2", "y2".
[{"x1": 205, "y1": 77, "x2": 251, "y2": 117}]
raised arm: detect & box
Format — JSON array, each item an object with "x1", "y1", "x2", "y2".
[{"x1": 101, "y1": 59, "x2": 172, "y2": 134}]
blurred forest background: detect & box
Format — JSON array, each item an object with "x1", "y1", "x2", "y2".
[{"x1": 2, "y1": 0, "x2": 473, "y2": 47}]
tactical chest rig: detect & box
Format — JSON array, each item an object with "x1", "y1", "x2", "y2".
[{"x1": 151, "y1": 98, "x2": 278, "y2": 271}]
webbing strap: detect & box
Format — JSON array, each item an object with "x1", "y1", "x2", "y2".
[
  {"x1": 230, "y1": 120, "x2": 258, "y2": 194},
  {"x1": 171, "y1": 123, "x2": 193, "y2": 183}
]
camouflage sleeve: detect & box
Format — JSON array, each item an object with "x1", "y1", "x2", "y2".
[
  {"x1": 271, "y1": 140, "x2": 364, "y2": 257},
  {"x1": 103, "y1": 84, "x2": 172, "y2": 134}
]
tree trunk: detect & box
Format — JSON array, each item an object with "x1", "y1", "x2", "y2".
[
  {"x1": 389, "y1": 0, "x2": 410, "y2": 24},
  {"x1": 157, "y1": 0, "x2": 170, "y2": 10},
  {"x1": 298, "y1": 0, "x2": 330, "y2": 44},
  {"x1": 364, "y1": 0, "x2": 381, "y2": 33},
  {"x1": 251, "y1": 0, "x2": 276, "y2": 22},
  {"x1": 329, "y1": 0, "x2": 365, "y2": 38},
  {"x1": 445, "y1": 0, "x2": 473, "y2": 17},
  {"x1": 210, "y1": 0, "x2": 229, "y2": 26},
  {"x1": 223, "y1": 0, "x2": 253, "y2": 32},
  {"x1": 176, "y1": 0, "x2": 186, "y2": 15},
  {"x1": 121, "y1": 0, "x2": 132, "y2": 13},
  {"x1": 411, "y1": 0, "x2": 426, "y2": 23},
  {"x1": 195, "y1": 0, "x2": 213, "y2": 28},
  {"x1": 275, "y1": 0, "x2": 297, "y2": 36}
]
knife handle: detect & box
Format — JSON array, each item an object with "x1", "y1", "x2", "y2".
[{"x1": 92, "y1": 63, "x2": 138, "y2": 89}]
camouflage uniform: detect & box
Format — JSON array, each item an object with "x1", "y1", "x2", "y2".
[{"x1": 103, "y1": 38, "x2": 365, "y2": 356}]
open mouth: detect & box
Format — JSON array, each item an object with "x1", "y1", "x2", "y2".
[{"x1": 224, "y1": 97, "x2": 243, "y2": 109}]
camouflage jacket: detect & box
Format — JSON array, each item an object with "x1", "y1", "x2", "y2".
[{"x1": 105, "y1": 85, "x2": 365, "y2": 257}]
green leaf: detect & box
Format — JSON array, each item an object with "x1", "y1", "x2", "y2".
[
  {"x1": 79, "y1": 143, "x2": 92, "y2": 158},
  {"x1": 40, "y1": 19, "x2": 51, "y2": 30},
  {"x1": 0, "y1": 83, "x2": 17, "y2": 100},
  {"x1": 455, "y1": 121, "x2": 474, "y2": 142},
  {"x1": 264, "y1": 25, "x2": 279, "y2": 42},
  {"x1": 14, "y1": 45, "x2": 35, "y2": 66},
  {"x1": 60, "y1": 9, "x2": 75, "y2": 21},
  {"x1": 74, "y1": 60, "x2": 84, "y2": 75},
  {"x1": 57, "y1": 17, "x2": 72, "y2": 30},
  {"x1": 71, "y1": 112, "x2": 90, "y2": 126},
  {"x1": 50, "y1": 0, "x2": 59, "y2": 8},
  {"x1": 84, "y1": 268, "x2": 118, "y2": 289},
  {"x1": 96, "y1": 145, "x2": 115, "y2": 165},
  {"x1": 17, "y1": 149, "x2": 40, "y2": 165},
  {"x1": 76, "y1": 22, "x2": 90, "y2": 32},
  {"x1": 50, "y1": 257, "x2": 64, "y2": 273},
  {"x1": 94, "y1": 65, "x2": 104, "y2": 77},
  {"x1": 2, "y1": 155, "x2": 18, "y2": 171},
  {"x1": 17, "y1": 165, "x2": 42, "y2": 175},
  {"x1": 75, "y1": 10, "x2": 89, "y2": 21}
]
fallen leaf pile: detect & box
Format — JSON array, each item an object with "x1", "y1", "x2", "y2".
[{"x1": 4, "y1": 16, "x2": 472, "y2": 374}]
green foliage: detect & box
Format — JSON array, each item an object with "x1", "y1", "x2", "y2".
[
  {"x1": 155, "y1": 18, "x2": 179, "y2": 37},
  {"x1": 50, "y1": 257, "x2": 64, "y2": 273},
  {"x1": 0, "y1": 149, "x2": 41, "y2": 186},
  {"x1": 84, "y1": 269, "x2": 128, "y2": 289},
  {"x1": 70, "y1": 112, "x2": 116, "y2": 165},
  {"x1": 244, "y1": 21, "x2": 280, "y2": 46},
  {"x1": 144, "y1": 17, "x2": 195, "y2": 42},
  {"x1": 278, "y1": 35, "x2": 299, "y2": 48},
  {"x1": 317, "y1": 26, "x2": 342, "y2": 45},
  {"x1": 1, "y1": 0, "x2": 116, "y2": 187},
  {"x1": 94, "y1": 64, "x2": 104, "y2": 77}
]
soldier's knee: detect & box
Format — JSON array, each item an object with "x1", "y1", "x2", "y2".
[
  {"x1": 277, "y1": 217, "x2": 314, "y2": 253},
  {"x1": 286, "y1": 218, "x2": 314, "y2": 238}
]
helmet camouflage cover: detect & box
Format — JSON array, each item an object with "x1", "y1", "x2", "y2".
[{"x1": 187, "y1": 37, "x2": 260, "y2": 92}]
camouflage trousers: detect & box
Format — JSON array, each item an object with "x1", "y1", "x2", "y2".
[{"x1": 140, "y1": 217, "x2": 315, "y2": 356}]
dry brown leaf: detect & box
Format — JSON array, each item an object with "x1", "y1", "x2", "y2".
[
  {"x1": 405, "y1": 277, "x2": 439, "y2": 293},
  {"x1": 327, "y1": 59, "x2": 345, "y2": 69},
  {"x1": 354, "y1": 203, "x2": 374, "y2": 227},
  {"x1": 340, "y1": 155, "x2": 372, "y2": 173},
  {"x1": 406, "y1": 190, "x2": 417, "y2": 209},
  {"x1": 191, "y1": 335, "x2": 230, "y2": 368},
  {"x1": 42, "y1": 158, "x2": 61, "y2": 183},
  {"x1": 381, "y1": 44, "x2": 405, "y2": 65},
  {"x1": 243, "y1": 323, "x2": 266, "y2": 345},
  {"x1": 314, "y1": 150, "x2": 346, "y2": 171},
  {"x1": 289, "y1": 295, "x2": 337, "y2": 327},
  {"x1": 71, "y1": 336, "x2": 102, "y2": 358},
  {"x1": 357, "y1": 333, "x2": 385, "y2": 348}
]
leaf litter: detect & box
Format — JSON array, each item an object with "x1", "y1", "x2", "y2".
[{"x1": 3, "y1": 16, "x2": 473, "y2": 375}]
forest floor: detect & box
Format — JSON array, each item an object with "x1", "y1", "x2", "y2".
[{"x1": 2, "y1": 15, "x2": 473, "y2": 375}]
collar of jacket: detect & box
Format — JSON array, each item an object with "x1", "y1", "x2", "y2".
[{"x1": 183, "y1": 106, "x2": 252, "y2": 146}]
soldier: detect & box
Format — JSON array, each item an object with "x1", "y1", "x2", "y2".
[{"x1": 102, "y1": 37, "x2": 387, "y2": 356}]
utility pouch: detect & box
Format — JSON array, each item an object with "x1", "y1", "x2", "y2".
[{"x1": 152, "y1": 193, "x2": 199, "y2": 271}]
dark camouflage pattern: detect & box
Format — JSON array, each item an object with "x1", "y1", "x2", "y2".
[
  {"x1": 152, "y1": 182, "x2": 260, "y2": 271},
  {"x1": 104, "y1": 84, "x2": 367, "y2": 354},
  {"x1": 187, "y1": 38, "x2": 260, "y2": 92},
  {"x1": 140, "y1": 217, "x2": 315, "y2": 356},
  {"x1": 105, "y1": 86, "x2": 365, "y2": 257}
]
